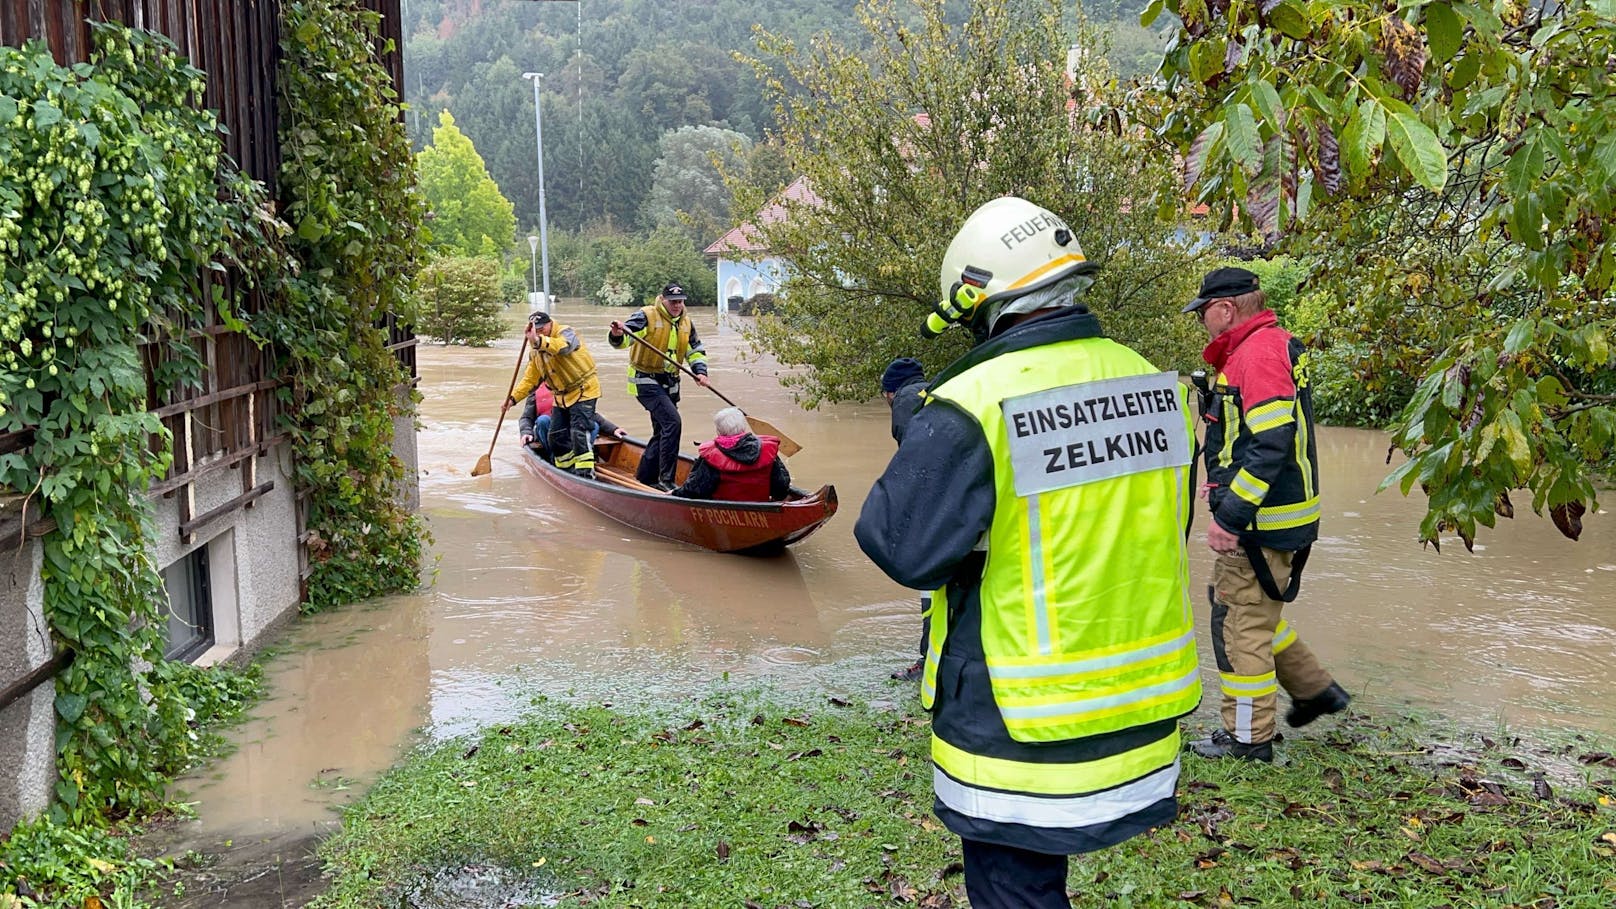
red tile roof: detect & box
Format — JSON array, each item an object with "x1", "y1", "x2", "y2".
[{"x1": 704, "y1": 176, "x2": 820, "y2": 257}]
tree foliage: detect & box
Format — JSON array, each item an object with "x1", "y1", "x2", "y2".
[
  {"x1": 1143, "y1": 0, "x2": 1616, "y2": 547},
  {"x1": 417, "y1": 110, "x2": 517, "y2": 257},
  {"x1": 735, "y1": 0, "x2": 1208, "y2": 405},
  {"x1": 417, "y1": 257, "x2": 508, "y2": 345},
  {"x1": 400, "y1": 0, "x2": 1160, "y2": 234},
  {"x1": 641, "y1": 125, "x2": 751, "y2": 246}
]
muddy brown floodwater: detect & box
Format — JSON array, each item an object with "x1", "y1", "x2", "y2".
[{"x1": 156, "y1": 306, "x2": 1616, "y2": 904}]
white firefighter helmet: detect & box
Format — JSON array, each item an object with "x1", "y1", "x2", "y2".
[{"x1": 932, "y1": 196, "x2": 1097, "y2": 338}]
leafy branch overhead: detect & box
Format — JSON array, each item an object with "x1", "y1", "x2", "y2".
[
  {"x1": 734, "y1": 0, "x2": 1207, "y2": 405},
  {"x1": 1142, "y1": 0, "x2": 1616, "y2": 547}
]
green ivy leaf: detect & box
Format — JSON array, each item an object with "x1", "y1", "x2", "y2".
[
  {"x1": 1140, "y1": 0, "x2": 1166, "y2": 28},
  {"x1": 33, "y1": 100, "x2": 62, "y2": 127},
  {"x1": 56, "y1": 691, "x2": 88, "y2": 723}
]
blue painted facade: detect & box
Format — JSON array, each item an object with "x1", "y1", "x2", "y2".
[{"x1": 715, "y1": 256, "x2": 789, "y2": 315}]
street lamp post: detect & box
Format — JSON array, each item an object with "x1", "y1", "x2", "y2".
[
  {"x1": 522, "y1": 72, "x2": 552, "y2": 315},
  {"x1": 527, "y1": 235, "x2": 541, "y2": 312}
]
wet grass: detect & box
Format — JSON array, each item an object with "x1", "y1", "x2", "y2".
[{"x1": 316, "y1": 691, "x2": 1616, "y2": 908}]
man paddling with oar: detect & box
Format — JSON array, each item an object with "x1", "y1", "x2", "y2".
[{"x1": 608, "y1": 283, "x2": 710, "y2": 491}]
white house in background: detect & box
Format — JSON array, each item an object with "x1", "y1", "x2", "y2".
[{"x1": 703, "y1": 176, "x2": 819, "y2": 316}]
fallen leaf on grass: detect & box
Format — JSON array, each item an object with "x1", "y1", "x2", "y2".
[
  {"x1": 1177, "y1": 891, "x2": 1206, "y2": 901},
  {"x1": 1407, "y1": 851, "x2": 1447, "y2": 875},
  {"x1": 635, "y1": 797, "x2": 655, "y2": 806},
  {"x1": 1349, "y1": 859, "x2": 1386, "y2": 872},
  {"x1": 782, "y1": 716, "x2": 812, "y2": 727},
  {"x1": 1500, "y1": 758, "x2": 1527, "y2": 770},
  {"x1": 1533, "y1": 777, "x2": 1554, "y2": 800},
  {"x1": 1578, "y1": 752, "x2": 1616, "y2": 768},
  {"x1": 716, "y1": 841, "x2": 730, "y2": 862},
  {"x1": 1323, "y1": 767, "x2": 1345, "y2": 792},
  {"x1": 828, "y1": 697, "x2": 851, "y2": 707}
]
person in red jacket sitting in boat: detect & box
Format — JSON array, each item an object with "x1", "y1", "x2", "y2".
[{"x1": 670, "y1": 407, "x2": 791, "y2": 502}]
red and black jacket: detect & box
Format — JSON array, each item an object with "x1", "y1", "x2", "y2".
[
  {"x1": 1200, "y1": 310, "x2": 1320, "y2": 552},
  {"x1": 671, "y1": 434, "x2": 790, "y2": 502}
]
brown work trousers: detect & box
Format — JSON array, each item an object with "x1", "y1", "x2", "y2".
[{"x1": 1210, "y1": 548, "x2": 1335, "y2": 745}]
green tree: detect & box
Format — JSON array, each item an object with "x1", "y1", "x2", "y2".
[
  {"x1": 596, "y1": 225, "x2": 716, "y2": 307},
  {"x1": 735, "y1": 0, "x2": 1208, "y2": 405},
  {"x1": 417, "y1": 257, "x2": 509, "y2": 345},
  {"x1": 1142, "y1": 0, "x2": 1616, "y2": 547},
  {"x1": 641, "y1": 126, "x2": 752, "y2": 245},
  {"x1": 417, "y1": 110, "x2": 518, "y2": 256}
]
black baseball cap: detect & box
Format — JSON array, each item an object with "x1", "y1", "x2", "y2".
[
  {"x1": 662, "y1": 283, "x2": 687, "y2": 300},
  {"x1": 527, "y1": 310, "x2": 552, "y2": 326},
  {"x1": 1182, "y1": 267, "x2": 1260, "y2": 313}
]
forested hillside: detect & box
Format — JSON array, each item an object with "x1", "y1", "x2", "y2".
[{"x1": 401, "y1": 0, "x2": 1162, "y2": 236}]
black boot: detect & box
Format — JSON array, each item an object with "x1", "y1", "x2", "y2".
[
  {"x1": 890, "y1": 661, "x2": 923, "y2": 682},
  {"x1": 1286, "y1": 682, "x2": 1350, "y2": 728},
  {"x1": 1189, "y1": 730, "x2": 1273, "y2": 762}
]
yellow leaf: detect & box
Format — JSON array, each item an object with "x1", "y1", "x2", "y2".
[
  {"x1": 1405, "y1": 815, "x2": 1423, "y2": 827},
  {"x1": 1599, "y1": 795, "x2": 1613, "y2": 806},
  {"x1": 84, "y1": 898, "x2": 104, "y2": 909},
  {"x1": 0, "y1": 895, "x2": 24, "y2": 909},
  {"x1": 1601, "y1": 831, "x2": 1616, "y2": 846},
  {"x1": 646, "y1": 835, "x2": 657, "y2": 844},
  {"x1": 87, "y1": 858, "x2": 116, "y2": 873},
  {"x1": 532, "y1": 857, "x2": 546, "y2": 867}
]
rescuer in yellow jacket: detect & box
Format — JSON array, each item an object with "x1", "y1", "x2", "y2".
[
  {"x1": 504, "y1": 310, "x2": 602, "y2": 479},
  {"x1": 855, "y1": 197, "x2": 1200, "y2": 908}
]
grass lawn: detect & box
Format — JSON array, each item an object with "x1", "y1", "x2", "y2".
[{"x1": 315, "y1": 691, "x2": 1616, "y2": 908}]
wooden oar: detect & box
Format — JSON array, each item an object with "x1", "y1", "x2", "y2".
[
  {"x1": 617, "y1": 330, "x2": 803, "y2": 457},
  {"x1": 471, "y1": 335, "x2": 530, "y2": 477}
]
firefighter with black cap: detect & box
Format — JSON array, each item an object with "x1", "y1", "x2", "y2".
[
  {"x1": 504, "y1": 310, "x2": 602, "y2": 479},
  {"x1": 608, "y1": 283, "x2": 709, "y2": 490},
  {"x1": 856, "y1": 196, "x2": 1200, "y2": 908},
  {"x1": 1182, "y1": 266, "x2": 1349, "y2": 763}
]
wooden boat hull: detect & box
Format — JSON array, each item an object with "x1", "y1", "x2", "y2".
[{"x1": 517, "y1": 438, "x2": 837, "y2": 554}]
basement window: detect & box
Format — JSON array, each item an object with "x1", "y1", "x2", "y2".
[{"x1": 162, "y1": 547, "x2": 213, "y2": 663}]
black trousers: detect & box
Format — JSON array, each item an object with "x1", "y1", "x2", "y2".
[
  {"x1": 633, "y1": 384, "x2": 682, "y2": 486},
  {"x1": 550, "y1": 396, "x2": 598, "y2": 472},
  {"x1": 960, "y1": 838, "x2": 1071, "y2": 909}
]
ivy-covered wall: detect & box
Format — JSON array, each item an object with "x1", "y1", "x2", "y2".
[{"x1": 0, "y1": 0, "x2": 426, "y2": 833}]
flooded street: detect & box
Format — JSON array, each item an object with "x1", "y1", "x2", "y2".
[{"x1": 167, "y1": 305, "x2": 1616, "y2": 860}]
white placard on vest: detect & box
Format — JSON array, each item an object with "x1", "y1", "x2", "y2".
[{"x1": 1000, "y1": 371, "x2": 1191, "y2": 498}]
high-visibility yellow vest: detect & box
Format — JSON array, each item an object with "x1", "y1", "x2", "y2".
[
  {"x1": 920, "y1": 336, "x2": 1200, "y2": 745},
  {"x1": 626, "y1": 304, "x2": 694, "y2": 393},
  {"x1": 513, "y1": 323, "x2": 601, "y2": 407}
]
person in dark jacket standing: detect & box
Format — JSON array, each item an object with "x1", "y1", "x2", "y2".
[
  {"x1": 608, "y1": 283, "x2": 709, "y2": 490},
  {"x1": 856, "y1": 197, "x2": 1200, "y2": 909},
  {"x1": 670, "y1": 407, "x2": 791, "y2": 502},
  {"x1": 1182, "y1": 267, "x2": 1349, "y2": 763},
  {"x1": 880, "y1": 356, "x2": 930, "y2": 681}
]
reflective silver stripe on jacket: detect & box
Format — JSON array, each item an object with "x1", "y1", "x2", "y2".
[{"x1": 933, "y1": 760, "x2": 1179, "y2": 828}]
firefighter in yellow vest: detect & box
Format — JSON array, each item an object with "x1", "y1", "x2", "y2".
[
  {"x1": 855, "y1": 197, "x2": 1200, "y2": 908},
  {"x1": 504, "y1": 311, "x2": 602, "y2": 479},
  {"x1": 607, "y1": 282, "x2": 709, "y2": 490}
]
